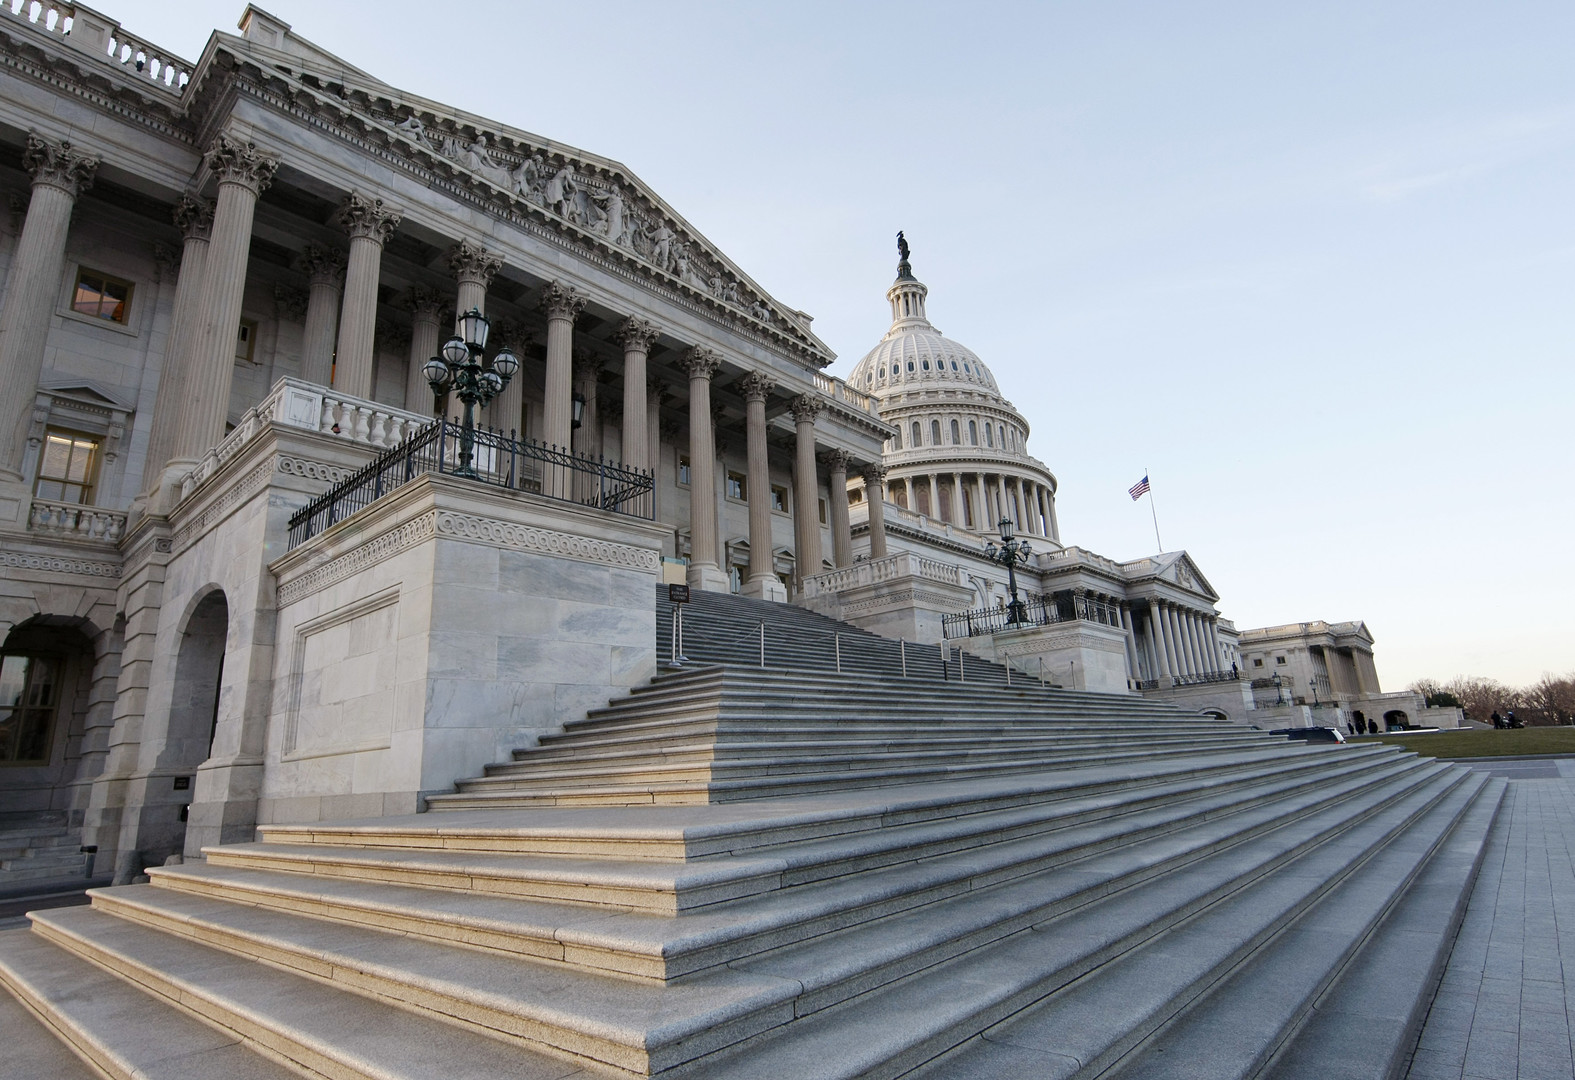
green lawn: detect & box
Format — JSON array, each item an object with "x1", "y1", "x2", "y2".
[{"x1": 1352, "y1": 726, "x2": 1575, "y2": 758}]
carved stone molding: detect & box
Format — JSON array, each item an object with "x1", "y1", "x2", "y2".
[
  {"x1": 405, "y1": 285, "x2": 448, "y2": 322},
  {"x1": 299, "y1": 243, "x2": 347, "y2": 288},
  {"x1": 172, "y1": 194, "x2": 213, "y2": 241},
  {"x1": 23, "y1": 133, "x2": 98, "y2": 197},
  {"x1": 678, "y1": 345, "x2": 721, "y2": 381},
  {"x1": 789, "y1": 393, "x2": 823, "y2": 425},
  {"x1": 205, "y1": 133, "x2": 278, "y2": 194},
  {"x1": 0, "y1": 549, "x2": 120, "y2": 579},
  {"x1": 171, "y1": 458, "x2": 273, "y2": 553},
  {"x1": 277, "y1": 514, "x2": 437, "y2": 607},
  {"x1": 737, "y1": 371, "x2": 774, "y2": 404},
  {"x1": 273, "y1": 284, "x2": 309, "y2": 320},
  {"x1": 614, "y1": 317, "x2": 660, "y2": 353},
  {"x1": 335, "y1": 191, "x2": 402, "y2": 245},
  {"x1": 861, "y1": 463, "x2": 889, "y2": 485},
  {"x1": 539, "y1": 280, "x2": 585, "y2": 322},
  {"x1": 446, "y1": 239, "x2": 502, "y2": 289},
  {"x1": 276, "y1": 456, "x2": 353, "y2": 485}
]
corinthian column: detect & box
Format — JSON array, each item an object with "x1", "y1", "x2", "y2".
[
  {"x1": 404, "y1": 286, "x2": 447, "y2": 416},
  {"x1": 616, "y1": 317, "x2": 659, "y2": 471},
  {"x1": 789, "y1": 393, "x2": 823, "y2": 585},
  {"x1": 332, "y1": 192, "x2": 401, "y2": 399},
  {"x1": 298, "y1": 243, "x2": 345, "y2": 387},
  {"x1": 0, "y1": 133, "x2": 98, "y2": 482},
  {"x1": 538, "y1": 281, "x2": 585, "y2": 451},
  {"x1": 738, "y1": 372, "x2": 783, "y2": 601},
  {"x1": 679, "y1": 346, "x2": 727, "y2": 591},
  {"x1": 139, "y1": 196, "x2": 212, "y2": 508},
  {"x1": 863, "y1": 464, "x2": 889, "y2": 558},
  {"x1": 1148, "y1": 599, "x2": 1172, "y2": 683},
  {"x1": 171, "y1": 135, "x2": 277, "y2": 466},
  {"x1": 823, "y1": 449, "x2": 852, "y2": 568}
]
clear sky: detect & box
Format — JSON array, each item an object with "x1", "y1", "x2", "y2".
[{"x1": 135, "y1": 2, "x2": 1575, "y2": 689}]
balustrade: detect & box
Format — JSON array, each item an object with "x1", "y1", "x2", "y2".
[
  {"x1": 2, "y1": 1, "x2": 193, "y2": 91},
  {"x1": 27, "y1": 498, "x2": 126, "y2": 543}
]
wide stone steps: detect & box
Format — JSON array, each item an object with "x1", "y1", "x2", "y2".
[
  {"x1": 686, "y1": 768, "x2": 1495, "y2": 1080},
  {"x1": 5, "y1": 749, "x2": 1457, "y2": 1078}
]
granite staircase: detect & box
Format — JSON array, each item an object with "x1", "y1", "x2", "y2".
[
  {"x1": 0, "y1": 593, "x2": 1502, "y2": 1080},
  {"x1": 0, "y1": 812, "x2": 91, "y2": 888}
]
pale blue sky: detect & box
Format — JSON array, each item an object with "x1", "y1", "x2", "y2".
[{"x1": 138, "y1": 2, "x2": 1574, "y2": 688}]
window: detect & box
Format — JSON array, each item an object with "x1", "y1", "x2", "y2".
[
  {"x1": 237, "y1": 319, "x2": 258, "y2": 364},
  {"x1": 951, "y1": 419, "x2": 960, "y2": 444},
  {"x1": 892, "y1": 430, "x2": 902, "y2": 451},
  {"x1": 998, "y1": 425, "x2": 1006, "y2": 449},
  {"x1": 726, "y1": 471, "x2": 747, "y2": 501},
  {"x1": 71, "y1": 269, "x2": 132, "y2": 324},
  {"x1": 969, "y1": 420, "x2": 978, "y2": 446},
  {"x1": 906, "y1": 360, "x2": 915, "y2": 372},
  {"x1": 931, "y1": 420, "x2": 942, "y2": 444},
  {"x1": 677, "y1": 454, "x2": 691, "y2": 486},
  {"x1": 34, "y1": 431, "x2": 100, "y2": 505},
  {"x1": 770, "y1": 485, "x2": 788, "y2": 512},
  {"x1": 985, "y1": 425, "x2": 994, "y2": 448},
  {"x1": 951, "y1": 360, "x2": 958, "y2": 371},
  {"x1": 1253, "y1": 658, "x2": 1264, "y2": 668},
  {"x1": 921, "y1": 359, "x2": 930, "y2": 371},
  {"x1": 818, "y1": 498, "x2": 827, "y2": 525},
  {"x1": 849, "y1": 487, "x2": 863, "y2": 504},
  {"x1": 1276, "y1": 656, "x2": 1287, "y2": 665},
  {"x1": 0, "y1": 654, "x2": 59, "y2": 764},
  {"x1": 911, "y1": 422, "x2": 922, "y2": 446}
]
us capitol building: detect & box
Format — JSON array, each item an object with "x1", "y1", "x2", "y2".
[{"x1": 0, "y1": 3, "x2": 1457, "y2": 887}]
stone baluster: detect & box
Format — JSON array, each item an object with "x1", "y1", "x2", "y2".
[
  {"x1": 171, "y1": 135, "x2": 278, "y2": 467},
  {"x1": 539, "y1": 281, "x2": 584, "y2": 450},
  {"x1": 823, "y1": 449, "x2": 852, "y2": 568},
  {"x1": 738, "y1": 372, "x2": 781, "y2": 600},
  {"x1": 138, "y1": 195, "x2": 212, "y2": 509},
  {"x1": 298, "y1": 243, "x2": 345, "y2": 388},
  {"x1": 617, "y1": 318, "x2": 659, "y2": 473},
  {"x1": 332, "y1": 193, "x2": 401, "y2": 399},
  {"x1": 404, "y1": 286, "x2": 447, "y2": 418},
  {"x1": 0, "y1": 133, "x2": 98, "y2": 483},
  {"x1": 679, "y1": 347, "x2": 727, "y2": 591},
  {"x1": 863, "y1": 464, "x2": 889, "y2": 559}
]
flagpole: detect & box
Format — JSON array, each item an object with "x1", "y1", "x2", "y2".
[{"x1": 1146, "y1": 466, "x2": 1163, "y2": 553}]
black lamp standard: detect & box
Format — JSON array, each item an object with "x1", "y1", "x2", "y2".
[
  {"x1": 1272, "y1": 669, "x2": 1284, "y2": 706},
  {"x1": 984, "y1": 517, "x2": 1032, "y2": 626},
  {"x1": 422, "y1": 307, "x2": 518, "y2": 479}
]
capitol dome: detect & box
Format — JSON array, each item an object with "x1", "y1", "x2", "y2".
[{"x1": 847, "y1": 236, "x2": 1060, "y2": 543}]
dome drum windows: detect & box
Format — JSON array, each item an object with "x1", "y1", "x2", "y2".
[{"x1": 931, "y1": 419, "x2": 942, "y2": 444}]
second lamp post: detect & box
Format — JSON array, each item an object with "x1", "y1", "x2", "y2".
[
  {"x1": 422, "y1": 307, "x2": 518, "y2": 478},
  {"x1": 984, "y1": 517, "x2": 1032, "y2": 626}
]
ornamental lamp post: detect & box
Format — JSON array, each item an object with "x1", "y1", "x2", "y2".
[
  {"x1": 1272, "y1": 669, "x2": 1284, "y2": 706},
  {"x1": 984, "y1": 516, "x2": 1032, "y2": 626},
  {"x1": 423, "y1": 307, "x2": 518, "y2": 478}
]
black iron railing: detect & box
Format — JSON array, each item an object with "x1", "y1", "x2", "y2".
[
  {"x1": 942, "y1": 596, "x2": 1069, "y2": 638},
  {"x1": 1171, "y1": 670, "x2": 1240, "y2": 686},
  {"x1": 287, "y1": 421, "x2": 654, "y2": 549}
]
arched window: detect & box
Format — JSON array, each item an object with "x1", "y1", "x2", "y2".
[
  {"x1": 891, "y1": 364, "x2": 899, "y2": 377},
  {"x1": 906, "y1": 360, "x2": 915, "y2": 372},
  {"x1": 998, "y1": 425, "x2": 1006, "y2": 449},
  {"x1": 985, "y1": 425, "x2": 994, "y2": 448},
  {"x1": 893, "y1": 429, "x2": 902, "y2": 451},
  {"x1": 951, "y1": 419, "x2": 960, "y2": 444},
  {"x1": 969, "y1": 420, "x2": 978, "y2": 445},
  {"x1": 951, "y1": 360, "x2": 958, "y2": 371},
  {"x1": 921, "y1": 359, "x2": 930, "y2": 371},
  {"x1": 931, "y1": 419, "x2": 942, "y2": 444},
  {"x1": 912, "y1": 421, "x2": 922, "y2": 446}
]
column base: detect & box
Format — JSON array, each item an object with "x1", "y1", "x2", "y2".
[
  {"x1": 687, "y1": 561, "x2": 731, "y2": 593},
  {"x1": 742, "y1": 574, "x2": 787, "y2": 603}
]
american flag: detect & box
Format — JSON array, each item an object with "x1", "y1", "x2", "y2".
[{"x1": 1129, "y1": 475, "x2": 1150, "y2": 501}]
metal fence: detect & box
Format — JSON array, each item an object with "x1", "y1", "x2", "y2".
[
  {"x1": 287, "y1": 421, "x2": 654, "y2": 549},
  {"x1": 942, "y1": 596, "x2": 1072, "y2": 639}
]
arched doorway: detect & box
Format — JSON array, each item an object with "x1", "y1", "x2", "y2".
[
  {"x1": 156, "y1": 590, "x2": 229, "y2": 859},
  {"x1": 1384, "y1": 710, "x2": 1409, "y2": 732}
]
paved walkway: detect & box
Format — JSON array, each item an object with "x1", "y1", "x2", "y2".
[{"x1": 1405, "y1": 767, "x2": 1575, "y2": 1080}]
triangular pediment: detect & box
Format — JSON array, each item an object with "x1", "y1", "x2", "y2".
[
  {"x1": 1125, "y1": 550, "x2": 1219, "y2": 601},
  {"x1": 37, "y1": 378, "x2": 136, "y2": 413},
  {"x1": 197, "y1": 29, "x2": 834, "y2": 367}
]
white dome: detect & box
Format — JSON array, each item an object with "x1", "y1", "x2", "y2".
[{"x1": 849, "y1": 325, "x2": 1000, "y2": 396}]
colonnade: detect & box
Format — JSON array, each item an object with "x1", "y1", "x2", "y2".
[
  {"x1": 883, "y1": 469, "x2": 1058, "y2": 541},
  {"x1": 0, "y1": 128, "x2": 887, "y2": 593},
  {"x1": 1134, "y1": 598, "x2": 1226, "y2": 683}
]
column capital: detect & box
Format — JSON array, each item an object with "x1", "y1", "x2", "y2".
[
  {"x1": 299, "y1": 243, "x2": 346, "y2": 288},
  {"x1": 819, "y1": 448, "x2": 851, "y2": 473},
  {"x1": 447, "y1": 239, "x2": 503, "y2": 289},
  {"x1": 678, "y1": 345, "x2": 721, "y2": 381},
  {"x1": 23, "y1": 133, "x2": 98, "y2": 197},
  {"x1": 539, "y1": 279, "x2": 586, "y2": 322},
  {"x1": 272, "y1": 283, "x2": 309, "y2": 321},
  {"x1": 614, "y1": 316, "x2": 660, "y2": 352},
  {"x1": 172, "y1": 194, "x2": 213, "y2": 241},
  {"x1": 204, "y1": 133, "x2": 277, "y2": 194},
  {"x1": 573, "y1": 348, "x2": 603, "y2": 381},
  {"x1": 492, "y1": 315, "x2": 532, "y2": 355},
  {"x1": 335, "y1": 191, "x2": 402, "y2": 245},
  {"x1": 151, "y1": 242, "x2": 178, "y2": 284},
  {"x1": 405, "y1": 284, "x2": 448, "y2": 322},
  {"x1": 860, "y1": 463, "x2": 888, "y2": 484},
  {"x1": 789, "y1": 393, "x2": 822, "y2": 425},
  {"x1": 737, "y1": 371, "x2": 774, "y2": 404}
]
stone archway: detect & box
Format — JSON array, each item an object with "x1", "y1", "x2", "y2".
[
  {"x1": 1384, "y1": 710, "x2": 1409, "y2": 732},
  {"x1": 148, "y1": 589, "x2": 229, "y2": 862}
]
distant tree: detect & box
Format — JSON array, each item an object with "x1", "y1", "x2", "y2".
[
  {"x1": 1525, "y1": 673, "x2": 1575, "y2": 726},
  {"x1": 1409, "y1": 678, "x2": 1461, "y2": 709}
]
